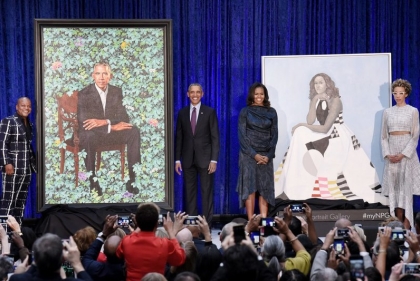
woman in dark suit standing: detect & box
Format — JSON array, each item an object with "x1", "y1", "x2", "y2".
[{"x1": 236, "y1": 83, "x2": 278, "y2": 220}]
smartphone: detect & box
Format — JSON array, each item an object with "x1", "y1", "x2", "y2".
[
  {"x1": 260, "y1": 218, "x2": 276, "y2": 237},
  {"x1": 62, "y1": 261, "x2": 75, "y2": 278},
  {"x1": 118, "y1": 216, "x2": 132, "y2": 228},
  {"x1": 378, "y1": 226, "x2": 385, "y2": 234},
  {"x1": 336, "y1": 228, "x2": 350, "y2": 238},
  {"x1": 233, "y1": 224, "x2": 246, "y2": 244},
  {"x1": 349, "y1": 256, "x2": 365, "y2": 279},
  {"x1": 249, "y1": 231, "x2": 260, "y2": 246},
  {"x1": 158, "y1": 214, "x2": 164, "y2": 227},
  {"x1": 333, "y1": 238, "x2": 345, "y2": 255},
  {"x1": 391, "y1": 229, "x2": 406, "y2": 243},
  {"x1": 184, "y1": 216, "x2": 199, "y2": 225},
  {"x1": 290, "y1": 204, "x2": 304, "y2": 213},
  {"x1": 402, "y1": 263, "x2": 420, "y2": 274}
]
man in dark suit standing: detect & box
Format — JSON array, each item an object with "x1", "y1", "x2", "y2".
[
  {"x1": 78, "y1": 62, "x2": 140, "y2": 195},
  {"x1": 175, "y1": 83, "x2": 220, "y2": 224},
  {"x1": 0, "y1": 97, "x2": 36, "y2": 225}
]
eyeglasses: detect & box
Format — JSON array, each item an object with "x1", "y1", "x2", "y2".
[{"x1": 392, "y1": 92, "x2": 406, "y2": 95}]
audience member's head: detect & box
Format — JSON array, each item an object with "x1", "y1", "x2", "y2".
[
  {"x1": 176, "y1": 228, "x2": 193, "y2": 244},
  {"x1": 261, "y1": 235, "x2": 286, "y2": 276},
  {"x1": 73, "y1": 226, "x2": 97, "y2": 255},
  {"x1": 156, "y1": 227, "x2": 169, "y2": 238},
  {"x1": 0, "y1": 256, "x2": 13, "y2": 280},
  {"x1": 221, "y1": 244, "x2": 260, "y2": 280},
  {"x1": 353, "y1": 224, "x2": 366, "y2": 241},
  {"x1": 386, "y1": 220, "x2": 404, "y2": 229},
  {"x1": 365, "y1": 267, "x2": 382, "y2": 281},
  {"x1": 381, "y1": 216, "x2": 401, "y2": 227},
  {"x1": 173, "y1": 272, "x2": 201, "y2": 281},
  {"x1": 372, "y1": 240, "x2": 401, "y2": 270},
  {"x1": 141, "y1": 272, "x2": 168, "y2": 281},
  {"x1": 314, "y1": 267, "x2": 338, "y2": 281},
  {"x1": 33, "y1": 233, "x2": 64, "y2": 276},
  {"x1": 135, "y1": 202, "x2": 160, "y2": 231},
  {"x1": 279, "y1": 269, "x2": 306, "y2": 281},
  {"x1": 104, "y1": 235, "x2": 122, "y2": 263},
  {"x1": 400, "y1": 275, "x2": 420, "y2": 281},
  {"x1": 174, "y1": 241, "x2": 198, "y2": 274},
  {"x1": 21, "y1": 226, "x2": 37, "y2": 251},
  {"x1": 334, "y1": 218, "x2": 352, "y2": 228},
  {"x1": 297, "y1": 234, "x2": 315, "y2": 252},
  {"x1": 108, "y1": 228, "x2": 126, "y2": 239},
  {"x1": 288, "y1": 216, "x2": 302, "y2": 236},
  {"x1": 219, "y1": 222, "x2": 238, "y2": 243},
  {"x1": 195, "y1": 244, "x2": 222, "y2": 281}
]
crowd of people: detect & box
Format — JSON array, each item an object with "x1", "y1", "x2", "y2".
[{"x1": 0, "y1": 202, "x2": 420, "y2": 281}]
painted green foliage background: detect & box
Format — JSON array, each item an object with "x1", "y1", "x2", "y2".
[{"x1": 43, "y1": 27, "x2": 166, "y2": 204}]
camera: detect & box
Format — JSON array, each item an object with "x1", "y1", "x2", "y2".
[
  {"x1": 349, "y1": 256, "x2": 364, "y2": 279},
  {"x1": 402, "y1": 263, "x2": 420, "y2": 274},
  {"x1": 249, "y1": 231, "x2": 260, "y2": 246},
  {"x1": 260, "y1": 218, "x2": 276, "y2": 237},
  {"x1": 117, "y1": 216, "x2": 132, "y2": 228},
  {"x1": 233, "y1": 224, "x2": 246, "y2": 244},
  {"x1": 290, "y1": 204, "x2": 304, "y2": 213},
  {"x1": 336, "y1": 228, "x2": 350, "y2": 238},
  {"x1": 183, "y1": 216, "x2": 199, "y2": 225},
  {"x1": 333, "y1": 238, "x2": 345, "y2": 255}
]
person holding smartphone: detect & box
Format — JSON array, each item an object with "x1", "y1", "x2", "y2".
[{"x1": 274, "y1": 217, "x2": 311, "y2": 276}]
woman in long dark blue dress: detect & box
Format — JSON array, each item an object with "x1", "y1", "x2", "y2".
[{"x1": 236, "y1": 83, "x2": 278, "y2": 220}]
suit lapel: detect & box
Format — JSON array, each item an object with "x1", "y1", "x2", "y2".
[{"x1": 14, "y1": 116, "x2": 26, "y2": 137}]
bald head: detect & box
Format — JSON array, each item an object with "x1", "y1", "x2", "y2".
[
  {"x1": 335, "y1": 218, "x2": 352, "y2": 228},
  {"x1": 176, "y1": 228, "x2": 193, "y2": 243},
  {"x1": 220, "y1": 222, "x2": 238, "y2": 243},
  {"x1": 104, "y1": 235, "x2": 122, "y2": 258}
]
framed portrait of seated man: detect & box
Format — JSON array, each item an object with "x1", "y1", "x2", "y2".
[{"x1": 35, "y1": 19, "x2": 174, "y2": 210}]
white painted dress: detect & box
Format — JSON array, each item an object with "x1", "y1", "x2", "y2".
[
  {"x1": 275, "y1": 99, "x2": 388, "y2": 205},
  {"x1": 381, "y1": 104, "x2": 420, "y2": 228}
]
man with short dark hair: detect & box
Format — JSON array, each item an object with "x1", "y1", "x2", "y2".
[
  {"x1": 116, "y1": 203, "x2": 187, "y2": 280},
  {"x1": 10, "y1": 233, "x2": 92, "y2": 280}
]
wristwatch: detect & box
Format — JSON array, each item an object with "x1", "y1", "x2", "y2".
[{"x1": 97, "y1": 232, "x2": 107, "y2": 240}]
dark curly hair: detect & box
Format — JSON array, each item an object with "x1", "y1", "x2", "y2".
[
  {"x1": 246, "y1": 82, "x2": 271, "y2": 107},
  {"x1": 309, "y1": 73, "x2": 340, "y2": 100},
  {"x1": 392, "y1": 78, "x2": 412, "y2": 96}
]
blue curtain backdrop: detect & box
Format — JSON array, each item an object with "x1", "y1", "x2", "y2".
[{"x1": 1, "y1": 0, "x2": 420, "y2": 218}]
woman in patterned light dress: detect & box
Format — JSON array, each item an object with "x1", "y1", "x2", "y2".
[
  {"x1": 236, "y1": 83, "x2": 278, "y2": 220},
  {"x1": 274, "y1": 73, "x2": 387, "y2": 205},
  {"x1": 381, "y1": 79, "x2": 420, "y2": 230}
]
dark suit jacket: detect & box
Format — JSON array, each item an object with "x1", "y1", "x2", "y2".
[
  {"x1": 9, "y1": 265, "x2": 93, "y2": 281},
  {"x1": 175, "y1": 104, "x2": 220, "y2": 169},
  {"x1": 0, "y1": 113, "x2": 36, "y2": 173},
  {"x1": 82, "y1": 239, "x2": 124, "y2": 281},
  {"x1": 77, "y1": 84, "x2": 130, "y2": 143}
]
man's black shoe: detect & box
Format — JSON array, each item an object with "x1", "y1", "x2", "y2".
[
  {"x1": 90, "y1": 180, "x2": 103, "y2": 196},
  {"x1": 126, "y1": 181, "x2": 139, "y2": 195}
]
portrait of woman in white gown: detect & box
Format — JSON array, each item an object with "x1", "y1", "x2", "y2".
[{"x1": 274, "y1": 73, "x2": 388, "y2": 205}]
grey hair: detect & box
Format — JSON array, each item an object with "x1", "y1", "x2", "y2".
[
  {"x1": 220, "y1": 222, "x2": 238, "y2": 243},
  {"x1": 261, "y1": 235, "x2": 286, "y2": 261},
  {"x1": 314, "y1": 268, "x2": 338, "y2": 281},
  {"x1": 188, "y1": 83, "x2": 203, "y2": 92}
]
